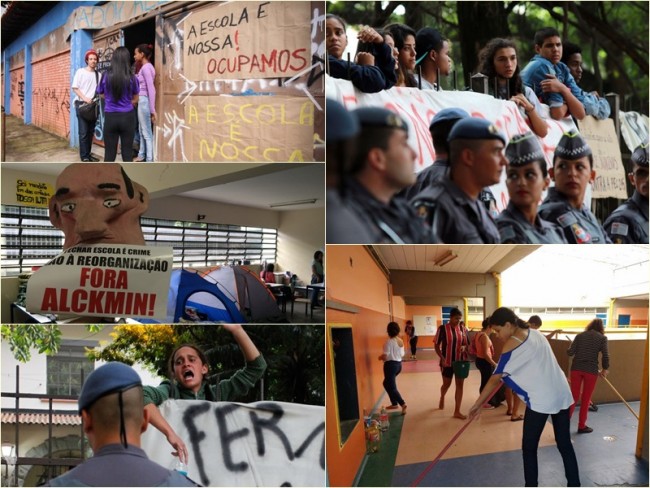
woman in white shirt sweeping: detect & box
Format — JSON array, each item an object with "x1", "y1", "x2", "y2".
[{"x1": 469, "y1": 307, "x2": 580, "y2": 487}]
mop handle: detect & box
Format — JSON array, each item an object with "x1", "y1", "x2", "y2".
[
  {"x1": 600, "y1": 375, "x2": 639, "y2": 420},
  {"x1": 410, "y1": 380, "x2": 503, "y2": 487}
]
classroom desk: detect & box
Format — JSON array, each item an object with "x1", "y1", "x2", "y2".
[{"x1": 265, "y1": 282, "x2": 289, "y2": 313}]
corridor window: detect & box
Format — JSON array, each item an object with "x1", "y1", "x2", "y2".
[{"x1": 1, "y1": 204, "x2": 278, "y2": 276}]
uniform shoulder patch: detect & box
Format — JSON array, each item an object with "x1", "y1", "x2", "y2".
[
  {"x1": 557, "y1": 211, "x2": 578, "y2": 227},
  {"x1": 609, "y1": 222, "x2": 629, "y2": 236}
]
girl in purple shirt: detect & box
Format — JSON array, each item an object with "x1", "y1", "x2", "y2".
[
  {"x1": 134, "y1": 44, "x2": 156, "y2": 162},
  {"x1": 96, "y1": 46, "x2": 139, "y2": 161}
]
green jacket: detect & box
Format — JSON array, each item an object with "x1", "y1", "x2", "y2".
[{"x1": 143, "y1": 355, "x2": 267, "y2": 405}]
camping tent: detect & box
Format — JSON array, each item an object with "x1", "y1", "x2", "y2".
[{"x1": 166, "y1": 266, "x2": 285, "y2": 323}]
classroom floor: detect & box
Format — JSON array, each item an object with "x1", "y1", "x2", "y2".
[{"x1": 370, "y1": 348, "x2": 648, "y2": 487}]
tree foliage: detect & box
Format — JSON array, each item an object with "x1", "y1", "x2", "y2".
[
  {"x1": 1, "y1": 324, "x2": 101, "y2": 362},
  {"x1": 89, "y1": 324, "x2": 325, "y2": 406},
  {"x1": 327, "y1": 1, "x2": 648, "y2": 112}
]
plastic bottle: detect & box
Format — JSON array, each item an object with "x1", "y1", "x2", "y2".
[
  {"x1": 379, "y1": 407, "x2": 389, "y2": 431},
  {"x1": 173, "y1": 459, "x2": 188, "y2": 476},
  {"x1": 364, "y1": 418, "x2": 381, "y2": 453}
]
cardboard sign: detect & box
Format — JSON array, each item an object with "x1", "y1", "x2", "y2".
[
  {"x1": 326, "y1": 75, "x2": 582, "y2": 211},
  {"x1": 26, "y1": 244, "x2": 173, "y2": 319},
  {"x1": 184, "y1": 95, "x2": 314, "y2": 161},
  {"x1": 577, "y1": 116, "x2": 628, "y2": 199},
  {"x1": 619, "y1": 111, "x2": 649, "y2": 153},
  {"x1": 16, "y1": 179, "x2": 53, "y2": 207},
  {"x1": 141, "y1": 400, "x2": 325, "y2": 486},
  {"x1": 183, "y1": 1, "x2": 311, "y2": 81}
]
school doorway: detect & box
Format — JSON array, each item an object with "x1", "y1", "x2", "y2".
[{"x1": 122, "y1": 17, "x2": 156, "y2": 63}]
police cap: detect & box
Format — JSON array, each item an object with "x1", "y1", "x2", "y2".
[
  {"x1": 506, "y1": 132, "x2": 545, "y2": 166},
  {"x1": 429, "y1": 108, "x2": 470, "y2": 130},
  {"x1": 631, "y1": 143, "x2": 649, "y2": 168},
  {"x1": 554, "y1": 130, "x2": 592, "y2": 160},
  {"x1": 78, "y1": 362, "x2": 142, "y2": 413},
  {"x1": 447, "y1": 118, "x2": 506, "y2": 145},
  {"x1": 353, "y1": 107, "x2": 409, "y2": 134},
  {"x1": 326, "y1": 98, "x2": 359, "y2": 142}
]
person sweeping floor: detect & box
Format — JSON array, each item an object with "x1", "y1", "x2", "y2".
[{"x1": 469, "y1": 307, "x2": 580, "y2": 487}]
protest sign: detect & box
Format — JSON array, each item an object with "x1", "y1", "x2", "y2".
[
  {"x1": 184, "y1": 1, "x2": 311, "y2": 81},
  {"x1": 619, "y1": 111, "x2": 649, "y2": 153},
  {"x1": 26, "y1": 244, "x2": 173, "y2": 319},
  {"x1": 577, "y1": 116, "x2": 628, "y2": 199},
  {"x1": 184, "y1": 95, "x2": 314, "y2": 161},
  {"x1": 141, "y1": 400, "x2": 325, "y2": 487},
  {"x1": 16, "y1": 179, "x2": 53, "y2": 207}
]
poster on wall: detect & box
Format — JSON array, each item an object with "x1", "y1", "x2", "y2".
[
  {"x1": 26, "y1": 244, "x2": 173, "y2": 319},
  {"x1": 183, "y1": 1, "x2": 311, "y2": 81},
  {"x1": 16, "y1": 179, "x2": 53, "y2": 207},
  {"x1": 414, "y1": 315, "x2": 437, "y2": 336}
]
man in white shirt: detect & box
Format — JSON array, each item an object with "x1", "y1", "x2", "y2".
[{"x1": 72, "y1": 49, "x2": 101, "y2": 162}]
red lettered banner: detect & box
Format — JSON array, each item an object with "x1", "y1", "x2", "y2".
[
  {"x1": 184, "y1": 1, "x2": 310, "y2": 81},
  {"x1": 325, "y1": 75, "x2": 594, "y2": 210},
  {"x1": 26, "y1": 244, "x2": 173, "y2": 319}
]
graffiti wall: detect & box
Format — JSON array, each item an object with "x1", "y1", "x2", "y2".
[
  {"x1": 9, "y1": 68, "x2": 25, "y2": 119},
  {"x1": 31, "y1": 52, "x2": 71, "y2": 139},
  {"x1": 141, "y1": 400, "x2": 325, "y2": 486},
  {"x1": 157, "y1": 1, "x2": 324, "y2": 161}
]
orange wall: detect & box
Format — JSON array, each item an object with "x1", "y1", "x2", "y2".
[
  {"x1": 392, "y1": 292, "x2": 406, "y2": 322},
  {"x1": 326, "y1": 246, "x2": 398, "y2": 486},
  {"x1": 615, "y1": 307, "x2": 648, "y2": 326},
  {"x1": 326, "y1": 246, "x2": 390, "y2": 314}
]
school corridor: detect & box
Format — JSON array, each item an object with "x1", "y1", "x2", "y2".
[
  {"x1": 357, "y1": 347, "x2": 648, "y2": 487},
  {"x1": 325, "y1": 245, "x2": 649, "y2": 486}
]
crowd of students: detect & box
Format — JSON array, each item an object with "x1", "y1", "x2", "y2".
[{"x1": 325, "y1": 22, "x2": 649, "y2": 244}]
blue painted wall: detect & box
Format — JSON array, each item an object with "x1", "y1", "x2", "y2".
[{"x1": 2, "y1": 1, "x2": 98, "y2": 120}]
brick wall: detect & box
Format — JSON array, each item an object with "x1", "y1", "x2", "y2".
[
  {"x1": 31, "y1": 52, "x2": 71, "y2": 139},
  {"x1": 9, "y1": 68, "x2": 25, "y2": 119}
]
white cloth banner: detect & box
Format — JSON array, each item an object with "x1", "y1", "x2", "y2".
[
  {"x1": 26, "y1": 244, "x2": 172, "y2": 319},
  {"x1": 619, "y1": 111, "x2": 649, "y2": 153},
  {"x1": 141, "y1": 400, "x2": 325, "y2": 487},
  {"x1": 327, "y1": 75, "x2": 586, "y2": 210}
]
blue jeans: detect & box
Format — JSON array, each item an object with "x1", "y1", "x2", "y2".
[
  {"x1": 522, "y1": 407, "x2": 580, "y2": 487},
  {"x1": 382, "y1": 360, "x2": 405, "y2": 406},
  {"x1": 75, "y1": 104, "x2": 96, "y2": 160},
  {"x1": 138, "y1": 95, "x2": 154, "y2": 161}
]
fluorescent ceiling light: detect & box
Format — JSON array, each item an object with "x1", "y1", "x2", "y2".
[
  {"x1": 434, "y1": 250, "x2": 457, "y2": 267},
  {"x1": 269, "y1": 199, "x2": 317, "y2": 208}
]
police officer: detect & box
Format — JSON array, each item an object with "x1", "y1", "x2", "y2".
[
  {"x1": 400, "y1": 107, "x2": 469, "y2": 201},
  {"x1": 538, "y1": 130, "x2": 611, "y2": 243},
  {"x1": 342, "y1": 106, "x2": 432, "y2": 243},
  {"x1": 46, "y1": 362, "x2": 197, "y2": 487},
  {"x1": 411, "y1": 118, "x2": 505, "y2": 243},
  {"x1": 497, "y1": 132, "x2": 567, "y2": 243},
  {"x1": 325, "y1": 98, "x2": 374, "y2": 243},
  {"x1": 603, "y1": 143, "x2": 649, "y2": 243}
]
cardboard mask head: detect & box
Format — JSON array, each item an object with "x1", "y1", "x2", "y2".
[{"x1": 49, "y1": 164, "x2": 149, "y2": 249}]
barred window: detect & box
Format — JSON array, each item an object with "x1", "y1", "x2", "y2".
[
  {"x1": 1, "y1": 204, "x2": 278, "y2": 276},
  {"x1": 47, "y1": 343, "x2": 95, "y2": 396}
]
